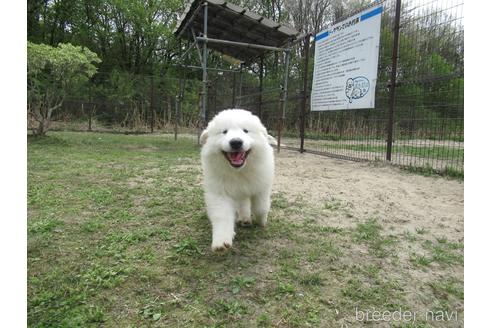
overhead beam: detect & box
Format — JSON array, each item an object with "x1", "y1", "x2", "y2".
[{"x1": 196, "y1": 37, "x2": 288, "y2": 52}]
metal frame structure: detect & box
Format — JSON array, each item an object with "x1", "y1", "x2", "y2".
[
  {"x1": 174, "y1": 0, "x2": 299, "y2": 150},
  {"x1": 57, "y1": 0, "x2": 462, "y2": 174}
]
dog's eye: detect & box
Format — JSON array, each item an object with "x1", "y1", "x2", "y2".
[
  {"x1": 222, "y1": 129, "x2": 228, "y2": 134},
  {"x1": 243, "y1": 129, "x2": 249, "y2": 133}
]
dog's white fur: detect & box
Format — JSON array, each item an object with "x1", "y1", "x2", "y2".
[{"x1": 200, "y1": 109, "x2": 275, "y2": 251}]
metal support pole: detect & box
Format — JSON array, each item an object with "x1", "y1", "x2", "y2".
[
  {"x1": 190, "y1": 27, "x2": 203, "y2": 63},
  {"x1": 258, "y1": 56, "x2": 264, "y2": 119},
  {"x1": 150, "y1": 74, "x2": 155, "y2": 133},
  {"x1": 175, "y1": 95, "x2": 179, "y2": 140},
  {"x1": 177, "y1": 38, "x2": 198, "y2": 63},
  {"x1": 282, "y1": 50, "x2": 291, "y2": 120},
  {"x1": 174, "y1": 65, "x2": 238, "y2": 73},
  {"x1": 386, "y1": 0, "x2": 402, "y2": 161},
  {"x1": 81, "y1": 102, "x2": 85, "y2": 128},
  {"x1": 238, "y1": 63, "x2": 243, "y2": 107},
  {"x1": 200, "y1": 1, "x2": 209, "y2": 141},
  {"x1": 300, "y1": 34, "x2": 311, "y2": 153},
  {"x1": 175, "y1": 68, "x2": 184, "y2": 141},
  {"x1": 175, "y1": 40, "x2": 182, "y2": 141},
  {"x1": 195, "y1": 36, "x2": 287, "y2": 52},
  {"x1": 88, "y1": 105, "x2": 93, "y2": 131},
  {"x1": 277, "y1": 47, "x2": 291, "y2": 153},
  {"x1": 232, "y1": 71, "x2": 236, "y2": 107}
]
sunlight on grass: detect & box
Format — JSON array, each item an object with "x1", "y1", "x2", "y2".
[{"x1": 27, "y1": 132, "x2": 464, "y2": 327}]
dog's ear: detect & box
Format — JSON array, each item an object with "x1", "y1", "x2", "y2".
[
  {"x1": 255, "y1": 115, "x2": 277, "y2": 146},
  {"x1": 260, "y1": 126, "x2": 277, "y2": 146},
  {"x1": 267, "y1": 134, "x2": 277, "y2": 146},
  {"x1": 199, "y1": 129, "x2": 209, "y2": 145}
]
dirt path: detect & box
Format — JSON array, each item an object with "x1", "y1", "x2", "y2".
[
  {"x1": 273, "y1": 149, "x2": 464, "y2": 243},
  {"x1": 272, "y1": 150, "x2": 464, "y2": 326}
]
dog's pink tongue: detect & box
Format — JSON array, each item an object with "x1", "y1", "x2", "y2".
[{"x1": 228, "y1": 151, "x2": 245, "y2": 165}]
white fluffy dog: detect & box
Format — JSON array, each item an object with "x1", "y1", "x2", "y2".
[{"x1": 200, "y1": 109, "x2": 276, "y2": 251}]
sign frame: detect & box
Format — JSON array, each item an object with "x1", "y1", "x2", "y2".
[{"x1": 310, "y1": 5, "x2": 383, "y2": 111}]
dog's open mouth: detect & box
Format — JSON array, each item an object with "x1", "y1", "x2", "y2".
[{"x1": 223, "y1": 150, "x2": 250, "y2": 168}]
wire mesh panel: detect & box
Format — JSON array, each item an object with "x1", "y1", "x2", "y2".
[
  {"x1": 390, "y1": 0, "x2": 464, "y2": 173},
  {"x1": 43, "y1": 0, "x2": 464, "y2": 175},
  {"x1": 205, "y1": 0, "x2": 463, "y2": 175},
  {"x1": 50, "y1": 75, "x2": 203, "y2": 134},
  {"x1": 291, "y1": 0, "x2": 463, "y2": 174},
  {"x1": 239, "y1": 0, "x2": 463, "y2": 175}
]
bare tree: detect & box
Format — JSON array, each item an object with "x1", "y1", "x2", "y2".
[{"x1": 286, "y1": 0, "x2": 337, "y2": 35}]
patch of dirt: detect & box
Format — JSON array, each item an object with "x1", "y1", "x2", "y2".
[
  {"x1": 273, "y1": 150, "x2": 463, "y2": 242},
  {"x1": 127, "y1": 175, "x2": 156, "y2": 189},
  {"x1": 273, "y1": 150, "x2": 464, "y2": 327}
]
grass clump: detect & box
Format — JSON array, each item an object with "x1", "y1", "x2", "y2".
[
  {"x1": 354, "y1": 218, "x2": 397, "y2": 258},
  {"x1": 230, "y1": 276, "x2": 256, "y2": 294},
  {"x1": 173, "y1": 238, "x2": 203, "y2": 257},
  {"x1": 28, "y1": 217, "x2": 63, "y2": 234}
]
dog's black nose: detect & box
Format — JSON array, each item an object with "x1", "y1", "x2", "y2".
[{"x1": 229, "y1": 138, "x2": 243, "y2": 150}]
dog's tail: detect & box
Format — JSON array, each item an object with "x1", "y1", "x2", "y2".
[{"x1": 267, "y1": 134, "x2": 277, "y2": 146}]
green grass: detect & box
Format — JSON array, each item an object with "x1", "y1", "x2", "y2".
[
  {"x1": 314, "y1": 143, "x2": 463, "y2": 161},
  {"x1": 410, "y1": 253, "x2": 433, "y2": 267},
  {"x1": 353, "y1": 218, "x2": 397, "y2": 258},
  {"x1": 426, "y1": 240, "x2": 464, "y2": 266},
  {"x1": 428, "y1": 278, "x2": 464, "y2": 300},
  {"x1": 27, "y1": 131, "x2": 464, "y2": 327},
  {"x1": 324, "y1": 197, "x2": 354, "y2": 217},
  {"x1": 402, "y1": 164, "x2": 464, "y2": 180},
  {"x1": 283, "y1": 131, "x2": 464, "y2": 143},
  {"x1": 409, "y1": 238, "x2": 463, "y2": 269}
]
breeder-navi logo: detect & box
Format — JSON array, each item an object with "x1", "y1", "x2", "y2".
[
  {"x1": 355, "y1": 307, "x2": 459, "y2": 324},
  {"x1": 345, "y1": 77, "x2": 369, "y2": 103}
]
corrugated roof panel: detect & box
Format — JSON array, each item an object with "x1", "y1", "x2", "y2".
[
  {"x1": 277, "y1": 25, "x2": 298, "y2": 36},
  {"x1": 174, "y1": 0, "x2": 300, "y2": 63},
  {"x1": 244, "y1": 10, "x2": 262, "y2": 21},
  {"x1": 224, "y1": 2, "x2": 245, "y2": 14},
  {"x1": 259, "y1": 17, "x2": 280, "y2": 29}
]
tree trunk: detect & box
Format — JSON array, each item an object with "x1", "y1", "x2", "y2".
[
  {"x1": 34, "y1": 102, "x2": 62, "y2": 136},
  {"x1": 88, "y1": 105, "x2": 96, "y2": 131},
  {"x1": 36, "y1": 119, "x2": 48, "y2": 136}
]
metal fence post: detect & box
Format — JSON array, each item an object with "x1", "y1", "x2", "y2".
[
  {"x1": 175, "y1": 71, "x2": 184, "y2": 141},
  {"x1": 277, "y1": 47, "x2": 291, "y2": 153},
  {"x1": 88, "y1": 106, "x2": 92, "y2": 131},
  {"x1": 232, "y1": 71, "x2": 236, "y2": 108},
  {"x1": 238, "y1": 63, "x2": 243, "y2": 107},
  {"x1": 386, "y1": 0, "x2": 402, "y2": 161},
  {"x1": 258, "y1": 56, "x2": 264, "y2": 120},
  {"x1": 300, "y1": 34, "x2": 311, "y2": 153},
  {"x1": 150, "y1": 74, "x2": 155, "y2": 133},
  {"x1": 175, "y1": 95, "x2": 179, "y2": 140},
  {"x1": 200, "y1": 1, "x2": 209, "y2": 139}
]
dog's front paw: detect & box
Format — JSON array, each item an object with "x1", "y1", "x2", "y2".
[
  {"x1": 255, "y1": 213, "x2": 268, "y2": 227},
  {"x1": 236, "y1": 217, "x2": 252, "y2": 227},
  {"x1": 211, "y1": 234, "x2": 234, "y2": 252},
  {"x1": 211, "y1": 239, "x2": 233, "y2": 251}
]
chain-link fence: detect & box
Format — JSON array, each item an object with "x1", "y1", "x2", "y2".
[
  {"x1": 212, "y1": 0, "x2": 464, "y2": 175},
  {"x1": 37, "y1": 0, "x2": 463, "y2": 175},
  {"x1": 33, "y1": 73, "x2": 203, "y2": 135}
]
